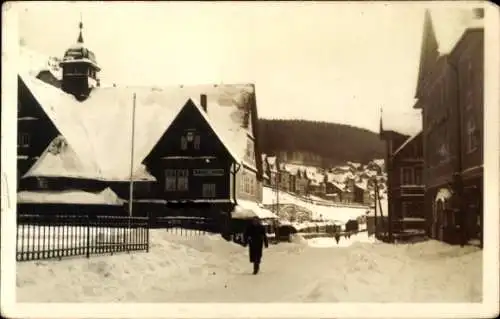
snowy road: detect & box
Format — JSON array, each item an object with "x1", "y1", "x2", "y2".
[{"x1": 17, "y1": 231, "x2": 482, "y2": 303}]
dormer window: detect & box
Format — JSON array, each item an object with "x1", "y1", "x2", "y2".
[
  {"x1": 181, "y1": 130, "x2": 200, "y2": 151},
  {"x1": 18, "y1": 133, "x2": 30, "y2": 148}
]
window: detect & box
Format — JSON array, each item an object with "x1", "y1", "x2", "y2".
[
  {"x1": 37, "y1": 177, "x2": 48, "y2": 189},
  {"x1": 165, "y1": 169, "x2": 177, "y2": 191},
  {"x1": 240, "y1": 173, "x2": 245, "y2": 192},
  {"x1": 194, "y1": 135, "x2": 200, "y2": 150},
  {"x1": 177, "y1": 169, "x2": 189, "y2": 191},
  {"x1": 250, "y1": 177, "x2": 255, "y2": 195},
  {"x1": 467, "y1": 118, "x2": 479, "y2": 153},
  {"x1": 244, "y1": 175, "x2": 250, "y2": 194},
  {"x1": 246, "y1": 139, "x2": 254, "y2": 160},
  {"x1": 18, "y1": 133, "x2": 30, "y2": 147},
  {"x1": 401, "y1": 167, "x2": 413, "y2": 185},
  {"x1": 414, "y1": 167, "x2": 423, "y2": 185},
  {"x1": 186, "y1": 131, "x2": 194, "y2": 142},
  {"x1": 401, "y1": 202, "x2": 409, "y2": 219},
  {"x1": 202, "y1": 183, "x2": 216, "y2": 198},
  {"x1": 180, "y1": 136, "x2": 187, "y2": 150}
]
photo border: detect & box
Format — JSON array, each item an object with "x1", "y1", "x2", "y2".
[{"x1": 1, "y1": 1, "x2": 498, "y2": 318}]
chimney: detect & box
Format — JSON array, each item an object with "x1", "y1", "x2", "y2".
[
  {"x1": 473, "y1": 8, "x2": 484, "y2": 19},
  {"x1": 200, "y1": 94, "x2": 207, "y2": 112}
]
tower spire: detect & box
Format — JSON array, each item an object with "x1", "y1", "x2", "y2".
[
  {"x1": 379, "y1": 107, "x2": 384, "y2": 134},
  {"x1": 77, "y1": 13, "x2": 84, "y2": 43}
]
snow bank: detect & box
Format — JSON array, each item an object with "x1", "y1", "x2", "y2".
[
  {"x1": 17, "y1": 231, "x2": 482, "y2": 303},
  {"x1": 293, "y1": 240, "x2": 482, "y2": 303},
  {"x1": 307, "y1": 232, "x2": 378, "y2": 248},
  {"x1": 232, "y1": 199, "x2": 278, "y2": 220},
  {"x1": 16, "y1": 231, "x2": 241, "y2": 302},
  {"x1": 17, "y1": 187, "x2": 124, "y2": 205}
]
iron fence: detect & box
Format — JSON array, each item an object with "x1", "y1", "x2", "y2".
[
  {"x1": 16, "y1": 214, "x2": 149, "y2": 262},
  {"x1": 151, "y1": 216, "x2": 220, "y2": 236}
]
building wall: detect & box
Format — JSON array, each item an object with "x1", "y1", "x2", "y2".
[
  {"x1": 146, "y1": 101, "x2": 235, "y2": 202},
  {"x1": 236, "y1": 167, "x2": 260, "y2": 202},
  {"x1": 420, "y1": 29, "x2": 484, "y2": 245},
  {"x1": 18, "y1": 76, "x2": 60, "y2": 186},
  {"x1": 422, "y1": 60, "x2": 459, "y2": 190},
  {"x1": 458, "y1": 32, "x2": 483, "y2": 176}
]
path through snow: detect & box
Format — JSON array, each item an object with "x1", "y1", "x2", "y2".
[{"x1": 17, "y1": 231, "x2": 482, "y2": 303}]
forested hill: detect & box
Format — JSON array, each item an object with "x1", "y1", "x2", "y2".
[{"x1": 257, "y1": 119, "x2": 385, "y2": 166}]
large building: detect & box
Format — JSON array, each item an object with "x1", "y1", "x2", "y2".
[
  {"x1": 413, "y1": 8, "x2": 484, "y2": 246},
  {"x1": 17, "y1": 21, "x2": 270, "y2": 222}
]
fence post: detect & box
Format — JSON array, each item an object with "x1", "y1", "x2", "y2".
[
  {"x1": 146, "y1": 212, "x2": 150, "y2": 253},
  {"x1": 86, "y1": 214, "x2": 90, "y2": 258}
]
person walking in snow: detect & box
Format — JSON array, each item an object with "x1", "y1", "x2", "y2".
[
  {"x1": 334, "y1": 232, "x2": 341, "y2": 244},
  {"x1": 244, "y1": 217, "x2": 269, "y2": 275}
]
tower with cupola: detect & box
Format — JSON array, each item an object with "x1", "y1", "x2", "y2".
[{"x1": 59, "y1": 19, "x2": 100, "y2": 101}]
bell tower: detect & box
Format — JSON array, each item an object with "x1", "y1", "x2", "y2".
[{"x1": 59, "y1": 17, "x2": 101, "y2": 101}]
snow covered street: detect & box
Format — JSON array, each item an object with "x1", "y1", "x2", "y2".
[{"x1": 17, "y1": 230, "x2": 482, "y2": 303}]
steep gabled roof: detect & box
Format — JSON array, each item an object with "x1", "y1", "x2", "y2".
[
  {"x1": 21, "y1": 81, "x2": 256, "y2": 182},
  {"x1": 415, "y1": 8, "x2": 485, "y2": 99},
  {"x1": 431, "y1": 7, "x2": 483, "y2": 55},
  {"x1": 355, "y1": 179, "x2": 369, "y2": 191},
  {"x1": 392, "y1": 131, "x2": 423, "y2": 157},
  {"x1": 19, "y1": 46, "x2": 258, "y2": 181},
  {"x1": 19, "y1": 45, "x2": 62, "y2": 81}
]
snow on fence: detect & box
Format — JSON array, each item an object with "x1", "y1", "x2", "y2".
[{"x1": 16, "y1": 214, "x2": 150, "y2": 262}]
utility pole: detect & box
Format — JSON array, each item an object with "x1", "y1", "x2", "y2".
[
  {"x1": 127, "y1": 93, "x2": 137, "y2": 248},
  {"x1": 374, "y1": 177, "x2": 379, "y2": 238}
]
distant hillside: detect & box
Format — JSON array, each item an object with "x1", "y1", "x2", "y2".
[{"x1": 257, "y1": 119, "x2": 385, "y2": 166}]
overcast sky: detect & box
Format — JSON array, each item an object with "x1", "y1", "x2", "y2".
[{"x1": 17, "y1": 1, "x2": 450, "y2": 133}]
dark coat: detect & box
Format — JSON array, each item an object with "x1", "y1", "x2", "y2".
[{"x1": 244, "y1": 222, "x2": 269, "y2": 264}]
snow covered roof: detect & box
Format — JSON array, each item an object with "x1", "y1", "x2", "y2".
[
  {"x1": 393, "y1": 131, "x2": 422, "y2": 157},
  {"x1": 17, "y1": 187, "x2": 124, "y2": 206},
  {"x1": 355, "y1": 179, "x2": 368, "y2": 191},
  {"x1": 266, "y1": 156, "x2": 276, "y2": 166},
  {"x1": 430, "y1": 7, "x2": 484, "y2": 55},
  {"x1": 308, "y1": 171, "x2": 325, "y2": 185},
  {"x1": 232, "y1": 199, "x2": 278, "y2": 220},
  {"x1": 347, "y1": 162, "x2": 361, "y2": 169},
  {"x1": 335, "y1": 165, "x2": 351, "y2": 172},
  {"x1": 373, "y1": 159, "x2": 384, "y2": 168},
  {"x1": 19, "y1": 55, "x2": 256, "y2": 181},
  {"x1": 19, "y1": 45, "x2": 62, "y2": 81},
  {"x1": 381, "y1": 109, "x2": 422, "y2": 137},
  {"x1": 327, "y1": 171, "x2": 355, "y2": 184}
]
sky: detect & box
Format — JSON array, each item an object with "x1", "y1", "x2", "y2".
[{"x1": 16, "y1": 1, "x2": 448, "y2": 133}]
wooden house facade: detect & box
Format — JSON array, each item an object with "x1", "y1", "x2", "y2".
[{"x1": 380, "y1": 107, "x2": 424, "y2": 240}]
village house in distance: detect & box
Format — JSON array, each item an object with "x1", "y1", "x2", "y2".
[
  {"x1": 17, "y1": 20, "x2": 276, "y2": 224},
  {"x1": 381, "y1": 8, "x2": 484, "y2": 247}
]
